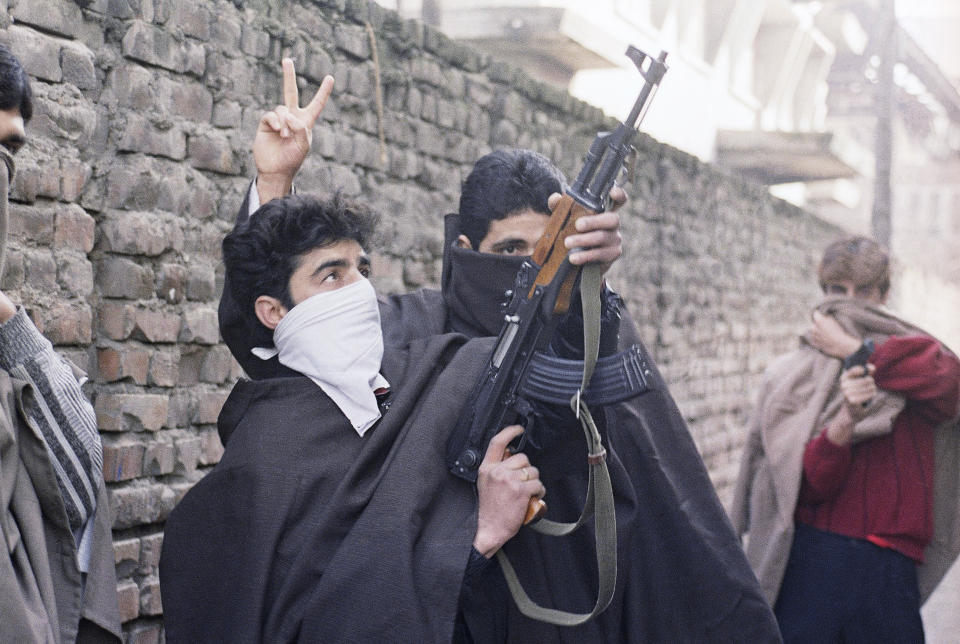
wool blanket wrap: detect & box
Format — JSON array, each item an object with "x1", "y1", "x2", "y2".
[
  {"x1": 160, "y1": 333, "x2": 491, "y2": 643},
  {"x1": 375, "y1": 286, "x2": 780, "y2": 639},
  {"x1": 731, "y1": 297, "x2": 960, "y2": 606},
  {"x1": 217, "y1": 198, "x2": 780, "y2": 641}
]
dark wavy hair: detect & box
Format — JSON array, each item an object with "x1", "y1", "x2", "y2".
[
  {"x1": 818, "y1": 235, "x2": 891, "y2": 296},
  {"x1": 222, "y1": 193, "x2": 377, "y2": 343},
  {"x1": 0, "y1": 43, "x2": 32, "y2": 122},
  {"x1": 457, "y1": 149, "x2": 566, "y2": 248}
]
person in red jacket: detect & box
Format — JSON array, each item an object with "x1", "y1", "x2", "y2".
[{"x1": 773, "y1": 236, "x2": 960, "y2": 643}]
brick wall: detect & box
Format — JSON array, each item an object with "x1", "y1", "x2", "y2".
[{"x1": 2, "y1": 0, "x2": 843, "y2": 639}]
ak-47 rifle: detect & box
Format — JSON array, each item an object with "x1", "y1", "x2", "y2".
[
  {"x1": 445, "y1": 46, "x2": 668, "y2": 626},
  {"x1": 447, "y1": 45, "x2": 667, "y2": 485}
]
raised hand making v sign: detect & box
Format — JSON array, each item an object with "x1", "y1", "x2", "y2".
[{"x1": 254, "y1": 58, "x2": 334, "y2": 205}]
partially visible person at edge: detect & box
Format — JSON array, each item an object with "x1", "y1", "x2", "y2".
[
  {"x1": 0, "y1": 43, "x2": 122, "y2": 643},
  {"x1": 732, "y1": 235, "x2": 960, "y2": 643},
  {"x1": 217, "y1": 57, "x2": 780, "y2": 642},
  {"x1": 160, "y1": 192, "x2": 548, "y2": 642}
]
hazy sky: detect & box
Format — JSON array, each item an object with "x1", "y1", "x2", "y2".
[{"x1": 897, "y1": 0, "x2": 960, "y2": 83}]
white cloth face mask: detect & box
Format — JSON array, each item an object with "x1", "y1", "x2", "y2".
[{"x1": 252, "y1": 278, "x2": 389, "y2": 435}]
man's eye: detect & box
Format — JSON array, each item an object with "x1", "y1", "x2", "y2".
[
  {"x1": 359, "y1": 265, "x2": 371, "y2": 278},
  {"x1": 827, "y1": 285, "x2": 847, "y2": 294},
  {"x1": 498, "y1": 243, "x2": 521, "y2": 255},
  {"x1": 322, "y1": 271, "x2": 339, "y2": 282}
]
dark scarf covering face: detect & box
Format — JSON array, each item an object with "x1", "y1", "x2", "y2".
[
  {"x1": 430, "y1": 219, "x2": 780, "y2": 642},
  {"x1": 441, "y1": 214, "x2": 526, "y2": 337}
]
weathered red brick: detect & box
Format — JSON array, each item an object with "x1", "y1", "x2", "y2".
[
  {"x1": 24, "y1": 249, "x2": 57, "y2": 291},
  {"x1": 38, "y1": 303, "x2": 93, "y2": 346},
  {"x1": 186, "y1": 263, "x2": 216, "y2": 301},
  {"x1": 60, "y1": 42, "x2": 98, "y2": 91},
  {"x1": 127, "y1": 624, "x2": 162, "y2": 644},
  {"x1": 199, "y1": 427, "x2": 224, "y2": 466},
  {"x1": 157, "y1": 263, "x2": 188, "y2": 303},
  {"x1": 179, "y1": 307, "x2": 219, "y2": 345},
  {"x1": 98, "y1": 256, "x2": 154, "y2": 299},
  {"x1": 95, "y1": 393, "x2": 169, "y2": 432},
  {"x1": 139, "y1": 576, "x2": 163, "y2": 616},
  {"x1": 193, "y1": 391, "x2": 229, "y2": 425},
  {"x1": 100, "y1": 210, "x2": 180, "y2": 257},
  {"x1": 58, "y1": 162, "x2": 93, "y2": 206},
  {"x1": 56, "y1": 253, "x2": 94, "y2": 298},
  {"x1": 142, "y1": 440, "x2": 176, "y2": 476},
  {"x1": 10, "y1": 0, "x2": 81, "y2": 39},
  {"x1": 0, "y1": 25, "x2": 62, "y2": 82},
  {"x1": 113, "y1": 537, "x2": 140, "y2": 579},
  {"x1": 165, "y1": 391, "x2": 194, "y2": 429},
  {"x1": 118, "y1": 114, "x2": 187, "y2": 161},
  {"x1": 140, "y1": 532, "x2": 164, "y2": 573},
  {"x1": 121, "y1": 20, "x2": 204, "y2": 75},
  {"x1": 148, "y1": 349, "x2": 180, "y2": 387},
  {"x1": 9, "y1": 203, "x2": 54, "y2": 244},
  {"x1": 108, "y1": 483, "x2": 177, "y2": 530},
  {"x1": 102, "y1": 441, "x2": 145, "y2": 482},
  {"x1": 133, "y1": 309, "x2": 182, "y2": 344},
  {"x1": 98, "y1": 301, "x2": 135, "y2": 341},
  {"x1": 199, "y1": 345, "x2": 233, "y2": 383},
  {"x1": 187, "y1": 130, "x2": 239, "y2": 175},
  {"x1": 116, "y1": 580, "x2": 140, "y2": 622},
  {"x1": 97, "y1": 346, "x2": 150, "y2": 384},
  {"x1": 174, "y1": 435, "x2": 202, "y2": 474}
]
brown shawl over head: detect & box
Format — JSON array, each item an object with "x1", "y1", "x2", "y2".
[{"x1": 731, "y1": 296, "x2": 960, "y2": 605}]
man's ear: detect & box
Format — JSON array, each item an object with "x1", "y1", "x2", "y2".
[
  {"x1": 255, "y1": 295, "x2": 288, "y2": 330},
  {"x1": 455, "y1": 234, "x2": 473, "y2": 249}
]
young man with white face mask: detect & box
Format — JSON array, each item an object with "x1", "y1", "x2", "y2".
[
  {"x1": 159, "y1": 193, "x2": 546, "y2": 642},
  {"x1": 212, "y1": 58, "x2": 782, "y2": 642}
]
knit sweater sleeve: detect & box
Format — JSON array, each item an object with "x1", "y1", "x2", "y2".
[
  {"x1": 800, "y1": 428, "x2": 852, "y2": 504},
  {"x1": 0, "y1": 308, "x2": 102, "y2": 540},
  {"x1": 870, "y1": 335, "x2": 960, "y2": 423}
]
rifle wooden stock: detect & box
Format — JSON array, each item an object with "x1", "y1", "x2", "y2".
[
  {"x1": 525, "y1": 498, "x2": 547, "y2": 524},
  {"x1": 529, "y1": 194, "x2": 596, "y2": 314}
]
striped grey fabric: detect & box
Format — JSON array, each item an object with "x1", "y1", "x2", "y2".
[{"x1": 0, "y1": 308, "x2": 101, "y2": 535}]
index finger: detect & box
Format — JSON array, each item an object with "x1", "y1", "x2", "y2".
[
  {"x1": 842, "y1": 364, "x2": 870, "y2": 379},
  {"x1": 483, "y1": 425, "x2": 525, "y2": 464},
  {"x1": 575, "y1": 211, "x2": 619, "y2": 233},
  {"x1": 547, "y1": 192, "x2": 562, "y2": 211},
  {"x1": 282, "y1": 58, "x2": 299, "y2": 109}
]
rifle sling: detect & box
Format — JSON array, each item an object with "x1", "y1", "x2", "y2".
[{"x1": 495, "y1": 263, "x2": 618, "y2": 626}]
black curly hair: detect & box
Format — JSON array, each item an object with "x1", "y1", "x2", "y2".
[{"x1": 222, "y1": 193, "x2": 378, "y2": 344}]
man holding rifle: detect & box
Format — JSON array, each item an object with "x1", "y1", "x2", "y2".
[
  {"x1": 160, "y1": 191, "x2": 547, "y2": 642},
  {"x1": 213, "y1": 59, "x2": 779, "y2": 641}
]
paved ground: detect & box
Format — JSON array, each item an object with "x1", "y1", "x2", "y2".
[{"x1": 922, "y1": 556, "x2": 960, "y2": 643}]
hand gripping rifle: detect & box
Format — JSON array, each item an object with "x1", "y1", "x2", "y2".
[{"x1": 446, "y1": 46, "x2": 668, "y2": 625}]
